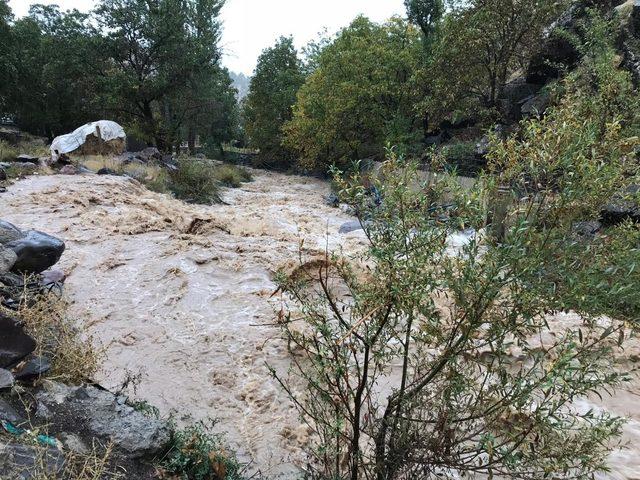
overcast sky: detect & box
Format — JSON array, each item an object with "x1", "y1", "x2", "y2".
[{"x1": 8, "y1": 0, "x2": 406, "y2": 75}]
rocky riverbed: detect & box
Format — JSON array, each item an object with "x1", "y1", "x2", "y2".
[{"x1": 0, "y1": 169, "x2": 639, "y2": 478}]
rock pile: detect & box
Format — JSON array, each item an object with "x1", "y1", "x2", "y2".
[{"x1": 0, "y1": 219, "x2": 171, "y2": 478}]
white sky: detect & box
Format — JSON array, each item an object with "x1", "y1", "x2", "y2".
[{"x1": 8, "y1": 0, "x2": 406, "y2": 75}]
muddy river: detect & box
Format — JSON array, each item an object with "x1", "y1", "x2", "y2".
[{"x1": 1, "y1": 169, "x2": 638, "y2": 479}]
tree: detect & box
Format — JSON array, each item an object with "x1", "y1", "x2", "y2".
[
  {"x1": 243, "y1": 36, "x2": 305, "y2": 168},
  {"x1": 283, "y1": 17, "x2": 423, "y2": 173},
  {"x1": 5, "y1": 5, "x2": 104, "y2": 138},
  {"x1": 96, "y1": 0, "x2": 226, "y2": 150},
  {"x1": 272, "y1": 20, "x2": 639, "y2": 480},
  {"x1": 0, "y1": 0, "x2": 13, "y2": 114},
  {"x1": 404, "y1": 0, "x2": 444, "y2": 39},
  {"x1": 421, "y1": 0, "x2": 568, "y2": 124}
]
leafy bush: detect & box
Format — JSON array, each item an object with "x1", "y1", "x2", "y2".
[
  {"x1": 272, "y1": 22, "x2": 639, "y2": 479},
  {"x1": 167, "y1": 159, "x2": 222, "y2": 205},
  {"x1": 213, "y1": 164, "x2": 253, "y2": 188},
  {"x1": 161, "y1": 421, "x2": 243, "y2": 480}
]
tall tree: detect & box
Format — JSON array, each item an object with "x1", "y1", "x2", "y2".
[
  {"x1": 404, "y1": 0, "x2": 444, "y2": 39},
  {"x1": 243, "y1": 36, "x2": 305, "y2": 168},
  {"x1": 96, "y1": 0, "x2": 226, "y2": 149},
  {"x1": 422, "y1": 0, "x2": 568, "y2": 124},
  {"x1": 6, "y1": 5, "x2": 104, "y2": 138},
  {"x1": 283, "y1": 17, "x2": 422, "y2": 172}
]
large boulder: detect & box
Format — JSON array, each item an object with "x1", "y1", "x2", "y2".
[
  {"x1": 4, "y1": 229, "x2": 65, "y2": 274},
  {"x1": 35, "y1": 382, "x2": 171, "y2": 459},
  {"x1": 0, "y1": 313, "x2": 36, "y2": 369},
  {"x1": 50, "y1": 120, "x2": 126, "y2": 162},
  {"x1": 0, "y1": 221, "x2": 25, "y2": 244}
]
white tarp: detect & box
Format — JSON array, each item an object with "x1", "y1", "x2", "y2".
[{"x1": 50, "y1": 120, "x2": 126, "y2": 161}]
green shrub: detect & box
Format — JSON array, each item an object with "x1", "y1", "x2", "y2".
[
  {"x1": 0, "y1": 140, "x2": 18, "y2": 162},
  {"x1": 439, "y1": 140, "x2": 476, "y2": 165},
  {"x1": 161, "y1": 421, "x2": 244, "y2": 480},
  {"x1": 213, "y1": 164, "x2": 253, "y2": 188},
  {"x1": 168, "y1": 158, "x2": 221, "y2": 205}
]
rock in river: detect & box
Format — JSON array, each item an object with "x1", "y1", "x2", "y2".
[
  {"x1": 0, "y1": 313, "x2": 36, "y2": 369},
  {"x1": 4, "y1": 229, "x2": 65, "y2": 274},
  {"x1": 36, "y1": 381, "x2": 171, "y2": 459}
]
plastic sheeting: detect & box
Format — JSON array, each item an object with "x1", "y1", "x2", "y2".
[{"x1": 50, "y1": 121, "x2": 126, "y2": 161}]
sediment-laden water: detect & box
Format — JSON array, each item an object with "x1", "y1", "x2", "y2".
[{"x1": 1, "y1": 170, "x2": 638, "y2": 478}]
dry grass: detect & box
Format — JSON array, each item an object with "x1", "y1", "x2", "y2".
[
  {"x1": 16, "y1": 439, "x2": 123, "y2": 480},
  {"x1": 2, "y1": 289, "x2": 102, "y2": 384}
]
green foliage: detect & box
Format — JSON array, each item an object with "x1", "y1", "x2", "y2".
[
  {"x1": 162, "y1": 420, "x2": 243, "y2": 480},
  {"x1": 283, "y1": 17, "x2": 423, "y2": 173},
  {"x1": 420, "y1": 0, "x2": 568, "y2": 125},
  {"x1": 0, "y1": 0, "x2": 239, "y2": 150},
  {"x1": 439, "y1": 140, "x2": 476, "y2": 165},
  {"x1": 243, "y1": 37, "x2": 305, "y2": 169},
  {"x1": 213, "y1": 164, "x2": 253, "y2": 188},
  {"x1": 273, "y1": 25, "x2": 639, "y2": 480},
  {"x1": 4, "y1": 5, "x2": 105, "y2": 139},
  {"x1": 0, "y1": 139, "x2": 17, "y2": 162},
  {"x1": 404, "y1": 0, "x2": 444, "y2": 38},
  {"x1": 167, "y1": 158, "x2": 222, "y2": 205}
]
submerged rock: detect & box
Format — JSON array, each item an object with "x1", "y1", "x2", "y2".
[
  {"x1": 5, "y1": 230, "x2": 65, "y2": 274},
  {"x1": 339, "y1": 220, "x2": 364, "y2": 234},
  {"x1": 35, "y1": 381, "x2": 171, "y2": 459},
  {"x1": 0, "y1": 313, "x2": 36, "y2": 369}
]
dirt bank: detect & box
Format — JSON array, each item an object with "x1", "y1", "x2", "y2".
[{"x1": 0, "y1": 170, "x2": 638, "y2": 479}]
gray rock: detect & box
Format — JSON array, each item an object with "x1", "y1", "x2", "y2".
[
  {"x1": 14, "y1": 356, "x2": 51, "y2": 381},
  {"x1": 59, "y1": 432, "x2": 89, "y2": 455},
  {"x1": 0, "y1": 247, "x2": 17, "y2": 274},
  {"x1": 325, "y1": 193, "x2": 339, "y2": 208},
  {"x1": 0, "y1": 398, "x2": 26, "y2": 425},
  {"x1": 36, "y1": 381, "x2": 170, "y2": 459},
  {"x1": 601, "y1": 185, "x2": 640, "y2": 227},
  {"x1": 0, "y1": 167, "x2": 6, "y2": 181},
  {"x1": 0, "y1": 368, "x2": 14, "y2": 390},
  {"x1": 10, "y1": 162, "x2": 38, "y2": 174},
  {"x1": 520, "y1": 91, "x2": 551, "y2": 117},
  {"x1": 5, "y1": 230, "x2": 65, "y2": 274},
  {"x1": 0, "y1": 313, "x2": 36, "y2": 369},
  {"x1": 0, "y1": 443, "x2": 65, "y2": 479},
  {"x1": 339, "y1": 220, "x2": 364, "y2": 234},
  {"x1": 0, "y1": 220, "x2": 24, "y2": 244},
  {"x1": 15, "y1": 154, "x2": 39, "y2": 164},
  {"x1": 58, "y1": 165, "x2": 78, "y2": 175},
  {"x1": 573, "y1": 220, "x2": 602, "y2": 237}
]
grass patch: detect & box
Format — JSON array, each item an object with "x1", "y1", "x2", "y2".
[
  {"x1": 0, "y1": 140, "x2": 18, "y2": 162},
  {"x1": 159, "y1": 420, "x2": 244, "y2": 480},
  {"x1": 2, "y1": 291, "x2": 102, "y2": 384},
  {"x1": 16, "y1": 439, "x2": 123, "y2": 480},
  {"x1": 213, "y1": 164, "x2": 253, "y2": 188},
  {"x1": 0, "y1": 139, "x2": 49, "y2": 162},
  {"x1": 166, "y1": 158, "x2": 222, "y2": 205}
]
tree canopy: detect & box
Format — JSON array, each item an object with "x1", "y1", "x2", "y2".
[{"x1": 243, "y1": 36, "x2": 305, "y2": 168}]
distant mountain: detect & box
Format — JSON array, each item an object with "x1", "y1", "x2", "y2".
[{"x1": 229, "y1": 71, "x2": 251, "y2": 101}]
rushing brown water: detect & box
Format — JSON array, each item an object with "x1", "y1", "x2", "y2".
[{"x1": 1, "y1": 170, "x2": 638, "y2": 478}]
